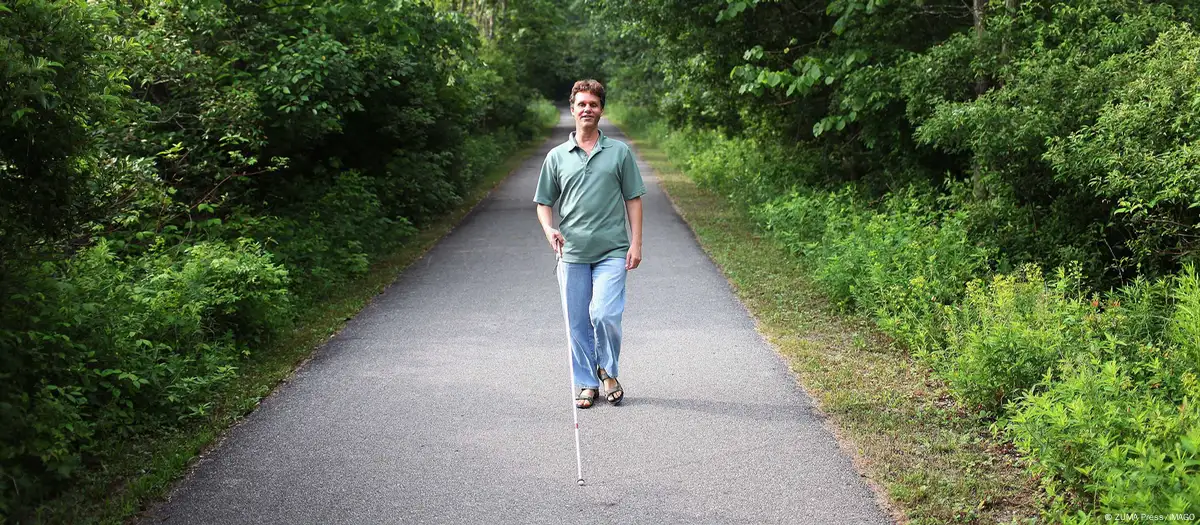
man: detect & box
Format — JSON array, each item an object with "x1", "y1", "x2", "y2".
[{"x1": 534, "y1": 79, "x2": 645, "y2": 409}]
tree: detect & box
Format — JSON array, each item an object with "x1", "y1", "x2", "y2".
[{"x1": 0, "y1": 0, "x2": 123, "y2": 268}]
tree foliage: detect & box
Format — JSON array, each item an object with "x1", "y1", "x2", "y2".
[
  {"x1": 0, "y1": 0, "x2": 125, "y2": 268},
  {"x1": 436, "y1": 0, "x2": 584, "y2": 97},
  {"x1": 0, "y1": 0, "x2": 557, "y2": 518},
  {"x1": 587, "y1": 0, "x2": 1200, "y2": 280},
  {"x1": 587, "y1": 0, "x2": 1200, "y2": 517}
]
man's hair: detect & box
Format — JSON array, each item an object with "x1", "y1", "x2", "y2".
[{"x1": 569, "y1": 79, "x2": 606, "y2": 108}]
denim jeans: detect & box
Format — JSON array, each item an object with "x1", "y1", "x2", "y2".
[{"x1": 556, "y1": 257, "x2": 627, "y2": 390}]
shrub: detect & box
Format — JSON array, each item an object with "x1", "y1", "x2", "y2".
[
  {"x1": 1167, "y1": 265, "x2": 1200, "y2": 381},
  {"x1": 659, "y1": 130, "x2": 824, "y2": 207},
  {"x1": 63, "y1": 237, "x2": 291, "y2": 420},
  {"x1": 937, "y1": 265, "x2": 1097, "y2": 413},
  {"x1": 750, "y1": 185, "x2": 991, "y2": 355},
  {"x1": 0, "y1": 237, "x2": 289, "y2": 516},
  {"x1": 751, "y1": 187, "x2": 860, "y2": 259},
  {"x1": 249, "y1": 170, "x2": 411, "y2": 298},
  {"x1": 1009, "y1": 358, "x2": 1199, "y2": 517},
  {"x1": 528, "y1": 96, "x2": 561, "y2": 131}
]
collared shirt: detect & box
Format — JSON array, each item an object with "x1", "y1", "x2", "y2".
[{"x1": 533, "y1": 129, "x2": 646, "y2": 263}]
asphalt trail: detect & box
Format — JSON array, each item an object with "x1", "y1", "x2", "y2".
[{"x1": 144, "y1": 109, "x2": 893, "y2": 524}]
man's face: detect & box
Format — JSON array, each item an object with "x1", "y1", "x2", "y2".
[{"x1": 571, "y1": 91, "x2": 603, "y2": 129}]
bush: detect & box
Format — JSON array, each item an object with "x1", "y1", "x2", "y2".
[
  {"x1": 528, "y1": 96, "x2": 561, "y2": 131},
  {"x1": 937, "y1": 265, "x2": 1097, "y2": 413},
  {"x1": 751, "y1": 187, "x2": 860, "y2": 258},
  {"x1": 659, "y1": 130, "x2": 825, "y2": 206},
  {"x1": 0, "y1": 237, "x2": 289, "y2": 515},
  {"x1": 1168, "y1": 266, "x2": 1200, "y2": 379},
  {"x1": 750, "y1": 185, "x2": 991, "y2": 356},
  {"x1": 1009, "y1": 358, "x2": 1199, "y2": 517},
  {"x1": 248, "y1": 170, "x2": 412, "y2": 298}
]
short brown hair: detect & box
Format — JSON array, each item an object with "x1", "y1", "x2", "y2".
[{"x1": 569, "y1": 79, "x2": 606, "y2": 108}]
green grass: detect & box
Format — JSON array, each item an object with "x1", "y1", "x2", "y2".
[
  {"x1": 612, "y1": 117, "x2": 1044, "y2": 524},
  {"x1": 30, "y1": 124, "x2": 555, "y2": 525}
]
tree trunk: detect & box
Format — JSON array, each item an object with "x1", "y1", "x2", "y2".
[
  {"x1": 971, "y1": 0, "x2": 988, "y2": 200},
  {"x1": 972, "y1": 0, "x2": 988, "y2": 96}
]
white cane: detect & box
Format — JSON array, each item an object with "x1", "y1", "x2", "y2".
[{"x1": 554, "y1": 240, "x2": 585, "y2": 487}]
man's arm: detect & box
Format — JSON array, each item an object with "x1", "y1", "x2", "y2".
[
  {"x1": 537, "y1": 204, "x2": 564, "y2": 255},
  {"x1": 625, "y1": 197, "x2": 642, "y2": 270}
]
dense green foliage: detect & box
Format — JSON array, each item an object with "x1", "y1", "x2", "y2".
[
  {"x1": 8, "y1": 0, "x2": 1199, "y2": 518},
  {"x1": 594, "y1": 0, "x2": 1200, "y2": 517},
  {"x1": 619, "y1": 112, "x2": 1199, "y2": 519},
  {"x1": 0, "y1": 0, "x2": 563, "y2": 519},
  {"x1": 434, "y1": 0, "x2": 595, "y2": 97},
  {"x1": 593, "y1": 0, "x2": 1200, "y2": 282}
]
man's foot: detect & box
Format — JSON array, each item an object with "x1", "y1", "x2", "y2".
[
  {"x1": 597, "y1": 368, "x2": 623, "y2": 405},
  {"x1": 576, "y1": 388, "x2": 598, "y2": 409}
]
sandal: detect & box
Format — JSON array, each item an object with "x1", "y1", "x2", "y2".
[
  {"x1": 575, "y1": 388, "x2": 597, "y2": 409},
  {"x1": 597, "y1": 368, "x2": 624, "y2": 405}
]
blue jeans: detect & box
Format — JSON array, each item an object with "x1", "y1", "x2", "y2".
[{"x1": 556, "y1": 257, "x2": 627, "y2": 390}]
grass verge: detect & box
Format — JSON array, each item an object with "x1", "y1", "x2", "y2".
[
  {"x1": 613, "y1": 121, "x2": 1044, "y2": 524},
  {"x1": 33, "y1": 122, "x2": 556, "y2": 525}
]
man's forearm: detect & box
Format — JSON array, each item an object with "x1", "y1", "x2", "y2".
[
  {"x1": 537, "y1": 204, "x2": 555, "y2": 232},
  {"x1": 627, "y1": 197, "x2": 643, "y2": 247}
]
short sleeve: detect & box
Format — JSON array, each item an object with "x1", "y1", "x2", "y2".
[
  {"x1": 533, "y1": 152, "x2": 560, "y2": 206},
  {"x1": 619, "y1": 146, "x2": 646, "y2": 200}
]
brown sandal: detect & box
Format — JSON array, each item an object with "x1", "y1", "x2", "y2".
[
  {"x1": 575, "y1": 388, "x2": 597, "y2": 409},
  {"x1": 597, "y1": 369, "x2": 624, "y2": 405}
]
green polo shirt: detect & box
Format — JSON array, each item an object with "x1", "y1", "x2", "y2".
[{"x1": 534, "y1": 129, "x2": 646, "y2": 264}]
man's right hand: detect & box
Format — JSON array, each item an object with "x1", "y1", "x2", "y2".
[{"x1": 545, "y1": 229, "x2": 565, "y2": 256}]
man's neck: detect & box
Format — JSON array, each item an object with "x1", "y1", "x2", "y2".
[{"x1": 575, "y1": 126, "x2": 600, "y2": 145}]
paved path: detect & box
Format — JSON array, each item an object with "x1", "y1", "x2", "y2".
[{"x1": 145, "y1": 110, "x2": 892, "y2": 524}]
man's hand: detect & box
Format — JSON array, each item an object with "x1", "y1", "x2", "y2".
[
  {"x1": 545, "y1": 228, "x2": 566, "y2": 256},
  {"x1": 625, "y1": 196, "x2": 643, "y2": 271}
]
